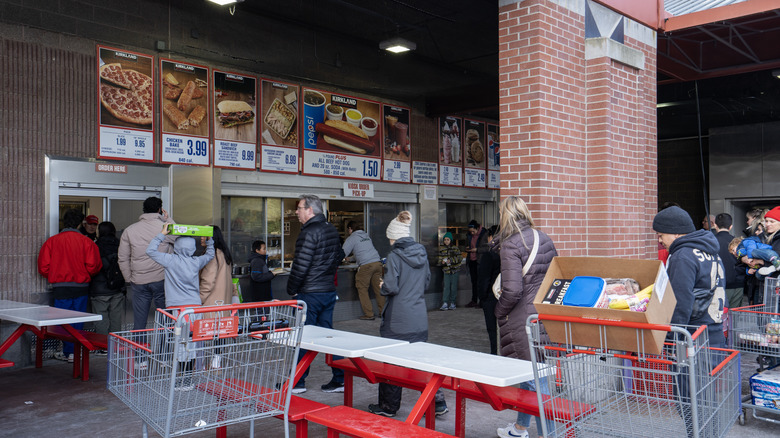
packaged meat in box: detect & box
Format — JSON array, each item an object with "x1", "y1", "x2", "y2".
[{"x1": 751, "y1": 365, "x2": 780, "y2": 411}]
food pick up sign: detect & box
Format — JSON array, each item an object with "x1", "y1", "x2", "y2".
[{"x1": 343, "y1": 182, "x2": 374, "y2": 198}]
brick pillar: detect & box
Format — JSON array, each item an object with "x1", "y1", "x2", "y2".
[{"x1": 498, "y1": 0, "x2": 657, "y2": 258}]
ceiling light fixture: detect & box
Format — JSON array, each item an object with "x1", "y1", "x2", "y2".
[
  {"x1": 207, "y1": 0, "x2": 241, "y2": 5},
  {"x1": 379, "y1": 37, "x2": 416, "y2": 54}
]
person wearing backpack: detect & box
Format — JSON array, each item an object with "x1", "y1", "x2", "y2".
[{"x1": 89, "y1": 222, "x2": 126, "y2": 344}]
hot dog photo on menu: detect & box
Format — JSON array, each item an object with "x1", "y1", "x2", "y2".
[
  {"x1": 213, "y1": 70, "x2": 257, "y2": 143},
  {"x1": 301, "y1": 88, "x2": 382, "y2": 157},
  {"x1": 160, "y1": 59, "x2": 210, "y2": 136}
]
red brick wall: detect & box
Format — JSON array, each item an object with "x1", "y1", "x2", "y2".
[{"x1": 498, "y1": 0, "x2": 657, "y2": 259}]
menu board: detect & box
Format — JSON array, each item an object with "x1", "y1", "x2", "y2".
[
  {"x1": 382, "y1": 105, "x2": 412, "y2": 183},
  {"x1": 463, "y1": 119, "x2": 486, "y2": 188},
  {"x1": 301, "y1": 88, "x2": 381, "y2": 180},
  {"x1": 438, "y1": 116, "x2": 463, "y2": 186},
  {"x1": 259, "y1": 79, "x2": 300, "y2": 173},
  {"x1": 212, "y1": 70, "x2": 257, "y2": 170},
  {"x1": 412, "y1": 161, "x2": 438, "y2": 185},
  {"x1": 487, "y1": 123, "x2": 500, "y2": 189},
  {"x1": 159, "y1": 59, "x2": 210, "y2": 166},
  {"x1": 97, "y1": 46, "x2": 155, "y2": 162}
]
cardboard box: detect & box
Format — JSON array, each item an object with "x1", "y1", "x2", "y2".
[
  {"x1": 533, "y1": 257, "x2": 677, "y2": 355},
  {"x1": 167, "y1": 224, "x2": 213, "y2": 237},
  {"x1": 751, "y1": 366, "x2": 780, "y2": 411}
]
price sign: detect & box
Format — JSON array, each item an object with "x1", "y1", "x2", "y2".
[
  {"x1": 488, "y1": 170, "x2": 500, "y2": 189},
  {"x1": 99, "y1": 127, "x2": 154, "y2": 161},
  {"x1": 214, "y1": 140, "x2": 256, "y2": 170},
  {"x1": 161, "y1": 134, "x2": 210, "y2": 165},
  {"x1": 303, "y1": 150, "x2": 380, "y2": 180},
  {"x1": 412, "y1": 161, "x2": 438, "y2": 185},
  {"x1": 383, "y1": 160, "x2": 411, "y2": 182},
  {"x1": 464, "y1": 168, "x2": 486, "y2": 188},
  {"x1": 439, "y1": 164, "x2": 463, "y2": 186},
  {"x1": 261, "y1": 145, "x2": 299, "y2": 173}
]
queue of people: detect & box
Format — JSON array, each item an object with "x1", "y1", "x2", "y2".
[{"x1": 37, "y1": 193, "x2": 777, "y2": 436}]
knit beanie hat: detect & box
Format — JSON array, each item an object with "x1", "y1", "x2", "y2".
[
  {"x1": 386, "y1": 211, "x2": 412, "y2": 240},
  {"x1": 765, "y1": 206, "x2": 780, "y2": 223},
  {"x1": 443, "y1": 232, "x2": 453, "y2": 241},
  {"x1": 652, "y1": 206, "x2": 696, "y2": 234}
]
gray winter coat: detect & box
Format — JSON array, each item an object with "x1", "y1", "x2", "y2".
[
  {"x1": 146, "y1": 234, "x2": 214, "y2": 307},
  {"x1": 495, "y1": 222, "x2": 557, "y2": 360},
  {"x1": 380, "y1": 237, "x2": 430, "y2": 342},
  {"x1": 342, "y1": 230, "x2": 380, "y2": 266}
]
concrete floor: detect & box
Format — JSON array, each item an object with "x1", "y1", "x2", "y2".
[{"x1": 0, "y1": 306, "x2": 777, "y2": 437}]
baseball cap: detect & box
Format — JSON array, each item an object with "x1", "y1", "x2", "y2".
[{"x1": 85, "y1": 215, "x2": 99, "y2": 225}]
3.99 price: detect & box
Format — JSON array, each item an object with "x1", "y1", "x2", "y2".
[{"x1": 186, "y1": 140, "x2": 207, "y2": 156}]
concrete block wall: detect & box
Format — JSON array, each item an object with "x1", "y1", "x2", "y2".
[{"x1": 498, "y1": 0, "x2": 657, "y2": 258}]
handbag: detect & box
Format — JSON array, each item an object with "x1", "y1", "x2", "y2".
[{"x1": 493, "y1": 229, "x2": 539, "y2": 299}]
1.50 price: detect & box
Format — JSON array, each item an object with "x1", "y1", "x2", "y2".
[{"x1": 362, "y1": 160, "x2": 378, "y2": 178}]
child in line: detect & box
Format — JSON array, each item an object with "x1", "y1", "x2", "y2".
[
  {"x1": 147, "y1": 224, "x2": 214, "y2": 390},
  {"x1": 247, "y1": 240, "x2": 276, "y2": 302},
  {"x1": 729, "y1": 236, "x2": 780, "y2": 278},
  {"x1": 438, "y1": 232, "x2": 462, "y2": 310}
]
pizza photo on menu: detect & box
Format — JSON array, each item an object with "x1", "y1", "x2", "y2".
[{"x1": 99, "y1": 62, "x2": 153, "y2": 127}]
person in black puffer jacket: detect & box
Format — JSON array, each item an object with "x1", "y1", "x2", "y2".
[
  {"x1": 287, "y1": 195, "x2": 345, "y2": 394},
  {"x1": 89, "y1": 221, "x2": 126, "y2": 335},
  {"x1": 477, "y1": 225, "x2": 500, "y2": 355}
]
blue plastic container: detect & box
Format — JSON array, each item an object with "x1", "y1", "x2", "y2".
[{"x1": 561, "y1": 276, "x2": 606, "y2": 307}]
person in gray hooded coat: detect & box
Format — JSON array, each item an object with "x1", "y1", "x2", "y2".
[
  {"x1": 146, "y1": 225, "x2": 215, "y2": 307},
  {"x1": 368, "y1": 211, "x2": 448, "y2": 417}
]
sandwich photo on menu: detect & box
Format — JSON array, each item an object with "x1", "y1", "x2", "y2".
[{"x1": 217, "y1": 100, "x2": 255, "y2": 128}]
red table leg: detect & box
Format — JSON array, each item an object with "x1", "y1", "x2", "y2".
[{"x1": 404, "y1": 373, "x2": 445, "y2": 426}]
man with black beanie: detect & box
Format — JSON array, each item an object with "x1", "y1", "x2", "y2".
[{"x1": 652, "y1": 206, "x2": 726, "y2": 347}]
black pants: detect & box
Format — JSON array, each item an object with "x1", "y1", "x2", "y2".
[
  {"x1": 378, "y1": 383, "x2": 446, "y2": 413},
  {"x1": 481, "y1": 296, "x2": 498, "y2": 355},
  {"x1": 468, "y1": 259, "x2": 479, "y2": 303}
]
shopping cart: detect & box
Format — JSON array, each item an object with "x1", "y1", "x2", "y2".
[
  {"x1": 728, "y1": 276, "x2": 780, "y2": 425},
  {"x1": 526, "y1": 314, "x2": 741, "y2": 438},
  {"x1": 107, "y1": 300, "x2": 306, "y2": 438}
]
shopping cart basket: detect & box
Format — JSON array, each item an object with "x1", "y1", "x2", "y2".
[
  {"x1": 728, "y1": 276, "x2": 780, "y2": 425},
  {"x1": 107, "y1": 300, "x2": 306, "y2": 438},
  {"x1": 527, "y1": 314, "x2": 741, "y2": 438}
]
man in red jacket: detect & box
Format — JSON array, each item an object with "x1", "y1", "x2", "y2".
[{"x1": 38, "y1": 209, "x2": 102, "y2": 362}]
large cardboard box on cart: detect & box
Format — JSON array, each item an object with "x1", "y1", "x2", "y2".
[{"x1": 533, "y1": 257, "x2": 677, "y2": 355}]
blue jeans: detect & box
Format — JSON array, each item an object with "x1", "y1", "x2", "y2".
[
  {"x1": 517, "y1": 377, "x2": 555, "y2": 436},
  {"x1": 131, "y1": 281, "x2": 166, "y2": 330},
  {"x1": 297, "y1": 291, "x2": 343, "y2": 385},
  {"x1": 54, "y1": 295, "x2": 89, "y2": 355}
]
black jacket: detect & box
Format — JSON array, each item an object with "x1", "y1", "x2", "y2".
[
  {"x1": 287, "y1": 214, "x2": 345, "y2": 295},
  {"x1": 247, "y1": 251, "x2": 274, "y2": 302},
  {"x1": 89, "y1": 235, "x2": 123, "y2": 296},
  {"x1": 477, "y1": 238, "x2": 501, "y2": 303},
  {"x1": 714, "y1": 230, "x2": 744, "y2": 289}
]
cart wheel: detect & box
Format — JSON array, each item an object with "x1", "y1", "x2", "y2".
[{"x1": 738, "y1": 411, "x2": 745, "y2": 426}]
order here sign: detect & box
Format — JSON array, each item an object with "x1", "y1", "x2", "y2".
[{"x1": 343, "y1": 182, "x2": 374, "y2": 198}]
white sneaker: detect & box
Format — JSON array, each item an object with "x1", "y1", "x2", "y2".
[
  {"x1": 439, "y1": 303, "x2": 449, "y2": 311},
  {"x1": 67, "y1": 354, "x2": 74, "y2": 363},
  {"x1": 497, "y1": 423, "x2": 529, "y2": 438},
  {"x1": 758, "y1": 265, "x2": 778, "y2": 276},
  {"x1": 53, "y1": 352, "x2": 69, "y2": 362}
]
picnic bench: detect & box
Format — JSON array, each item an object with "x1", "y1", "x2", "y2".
[
  {"x1": 44, "y1": 326, "x2": 108, "y2": 381},
  {"x1": 305, "y1": 405, "x2": 452, "y2": 438}
]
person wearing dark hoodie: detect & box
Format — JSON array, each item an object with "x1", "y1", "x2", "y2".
[
  {"x1": 146, "y1": 224, "x2": 215, "y2": 390},
  {"x1": 653, "y1": 205, "x2": 726, "y2": 438},
  {"x1": 247, "y1": 240, "x2": 275, "y2": 302},
  {"x1": 89, "y1": 221, "x2": 126, "y2": 338},
  {"x1": 367, "y1": 211, "x2": 449, "y2": 418},
  {"x1": 653, "y1": 206, "x2": 726, "y2": 346}
]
